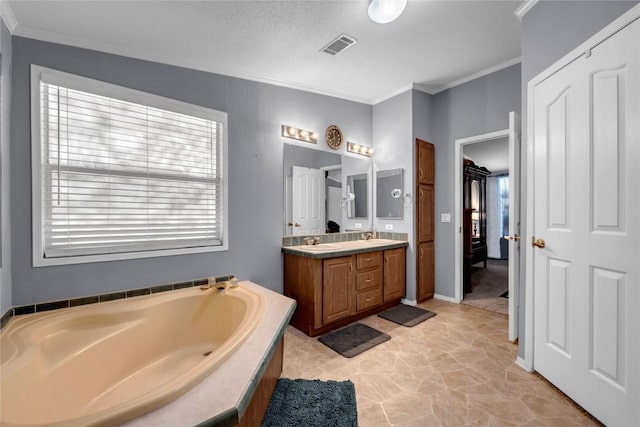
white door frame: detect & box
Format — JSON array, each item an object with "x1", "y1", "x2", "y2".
[
  {"x1": 522, "y1": 4, "x2": 640, "y2": 372},
  {"x1": 453, "y1": 128, "x2": 510, "y2": 301}
]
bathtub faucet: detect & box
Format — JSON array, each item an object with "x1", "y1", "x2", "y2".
[
  {"x1": 215, "y1": 277, "x2": 239, "y2": 290},
  {"x1": 361, "y1": 232, "x2": 374, "y2": 240}
]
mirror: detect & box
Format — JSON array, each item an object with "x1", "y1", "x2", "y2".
[
  {"x1": 284, "y1": 143, "x2": 372, "y2": 236},
  {"x1": 346, "y1": 173, "x2": 368, "y2": 219},
  {"x1": 376, "y1": 168, "x2": 404, "y2": 219}
]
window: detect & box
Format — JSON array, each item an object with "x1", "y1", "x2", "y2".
[{"x1": 31, "y1": 66, "x2": 228, "y2": 266}]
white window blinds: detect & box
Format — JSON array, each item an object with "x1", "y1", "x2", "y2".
[{"x1": 37, "y1": 72, "x2": 226, "y2": 261}]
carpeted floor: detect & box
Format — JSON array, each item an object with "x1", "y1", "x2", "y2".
[{"x1": 461, "y1": 258, "x2": 508, "y2": 315}]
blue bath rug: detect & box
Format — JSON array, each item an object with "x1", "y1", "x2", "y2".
[{"x1": 261, "y1": 378, "x2": 357, "y2": 427}]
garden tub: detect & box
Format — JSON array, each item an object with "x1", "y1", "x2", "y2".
[{"x1": 0, "y1": 283, "x2": 264, "y2": 427}]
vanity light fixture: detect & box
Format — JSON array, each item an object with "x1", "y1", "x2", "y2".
[
  {"x1": 281, "y1": 125, "x2": 319, "y2": 144},
  {"x1": 368, "y1": 0, "x2": 407, "y2": 24},
  {"x1": 347, "y1": 141, "x2": 374, "y2": 157}
]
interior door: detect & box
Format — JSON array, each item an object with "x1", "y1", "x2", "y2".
[
  {"x1": 532, "y1": 19, "x2": 639, "y2": 426},
  {"x1": 292, "y1": 166, "x2": 326, "y2": 235},
  {"x1": 507, "y1": 112, "x2": 520, "y2": 342}
]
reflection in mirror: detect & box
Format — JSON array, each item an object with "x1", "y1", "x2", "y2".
[
  {"x1": 376, "y1": 168, "x2": 404, "y2": 219},
  {"x1": 346, "y1": 173, "x2": 368, "y2": 219},
  {"x1": 283, "y1": 143, "x2": 372, "y2": 236}
]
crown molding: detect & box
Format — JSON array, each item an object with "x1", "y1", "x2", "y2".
[
  {"x1": 428, "y1": 56, "x2": 522, "y2": 95},
  {"x1": 371, "y1": 84, "x2": 413, "y2": 105},
  {"x1": 0, "y1": 0, "x2": 17, "y2": 33},
  {"x1": 514, "y1": 0, "x2": 540, "y2": 21},
  {"x1": 11, "y1": 25, "x2": 374, "y2": 105}
]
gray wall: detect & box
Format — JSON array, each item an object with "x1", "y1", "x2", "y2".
[
  {"x1": 429, "y1": 63, "x2": 521, "y2": 299},
  {"x1": 517, "y1": 0, "x2": 638, "y2": 358},
  {"x1": 1, "y1": 19, "x2": 12, "y2": 313},
  {"x1": 10, "y1": 36, "x2": 372, "y2": 306},
  {"x1": 372, "y1": 90, "x2": 416, "y2": 299}
]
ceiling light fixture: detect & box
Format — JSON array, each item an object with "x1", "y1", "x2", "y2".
[{"x1": 367, "y1": 0, "x2": 407, "y2": 24}]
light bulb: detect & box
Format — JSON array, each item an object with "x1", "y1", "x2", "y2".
[
  {"x1": 310, "y1": 132, "x2": 319, "y2": 141},
  {"x1": 299, "y1": 130, "x2": 309, "y2": 139},
  {"x1": 287, "y1": 127, "x2": 297, "y2": 136},
  {"x1": 368, "y1": 0, "x2": 407, "y2": 24}
]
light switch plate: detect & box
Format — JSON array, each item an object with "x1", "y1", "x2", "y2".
[
  {"x1": 355, "y1": 223, "x2": 362, "y2": 229},
  {"x1": 385, "y1": 224, "x2": 393, "y2": 230},
  {"x1": 441, "y1": 213, "x2": 451, "y2": 223}
]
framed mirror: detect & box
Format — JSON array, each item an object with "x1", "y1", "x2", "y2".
[
  {"x1": 376, "y1": 168, "x2": 404, "y2": 219},
  {"x1": 283, "y1": 143, "x2": 372, "y2": 236},
  {"x1": 346, "y1": 173, "x2": 368, "y2": 219}
]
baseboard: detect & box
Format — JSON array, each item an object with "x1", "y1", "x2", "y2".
[
  {"x1": 515, "y1": 356, "x2": 532, "y2": 372},
  {"x1": 433, "y1": 293, "x2": 460, "y2": 304},
  {"x1": 400, "y1": 298, "x2": 417, "y2": 306}
]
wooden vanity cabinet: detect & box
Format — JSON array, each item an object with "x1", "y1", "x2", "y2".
[
  {"x1": 383, "y1": 247, "x2": 406, "y2": 302},
  {"x1": 355, "y1": 252, "x2": 383, "y2": 312},
  {"x1": 322, "y1": 256, "x2": 355, "y2": 324},
  {"x1": 284, "y1": 246, "x2": 406, "y2": 337}
]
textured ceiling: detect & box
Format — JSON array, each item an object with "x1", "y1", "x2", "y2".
[{"x1": 6, "y1": 0, "x2": 523, "y2": 104}]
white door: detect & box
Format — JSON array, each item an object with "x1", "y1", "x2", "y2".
[
  {"x1": 292, "y1": 166, "x2": 325, "y2": 235},
  {"x1": 532, "y1": 19, "x2": 639, "y2": 426},
  {"x1": 507, "y1": 112, "x2": 520, "y2": 342}
]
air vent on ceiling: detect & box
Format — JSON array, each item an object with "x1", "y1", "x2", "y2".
[{"x1": 321, "y1": 34, "x2": 357, "y2": 55}]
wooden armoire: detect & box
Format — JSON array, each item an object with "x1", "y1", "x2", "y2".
[
  {"x1": 462, "y1": 159, "x2": 490, "y2": 294},
  {"x1": 416, "y1": 139, "x2": 434, "y2": 302}
]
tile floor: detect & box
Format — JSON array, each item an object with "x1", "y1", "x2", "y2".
[{"x1": 281, "y1": 299, "x2": 599, "y2": 427}]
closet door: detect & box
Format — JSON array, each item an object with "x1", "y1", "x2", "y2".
[{"x1": 532, "y1": 18, "x2": 639, "y2": 426}]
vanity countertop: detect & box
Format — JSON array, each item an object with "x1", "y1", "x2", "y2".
[{"x1": 282, "y1": 239, "x2": 408, "y2": 259}]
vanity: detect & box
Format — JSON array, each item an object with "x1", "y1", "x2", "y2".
[
  {"x1": 282, "y1": 141, "x2": 408, "y2": 336},
  {"x1": 283, "y1": 239, "x2": 407, "y2": 337}
]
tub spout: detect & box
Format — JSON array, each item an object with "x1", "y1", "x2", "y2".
[{"x1": 214, "y1": 277, "x2": 239, "y2": 290}]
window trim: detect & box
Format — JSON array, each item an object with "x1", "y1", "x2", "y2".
[{"x1": 31, "y1": 65, "x2": 229, "y2": 267}]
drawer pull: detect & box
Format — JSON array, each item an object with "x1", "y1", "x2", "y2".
[
  {"x1": 365, "y1": 279, "x2": 372, "y2": 282},
  {"x1": 365, "y1": 298, "x2": 372, "y2": 302},
  {"x1": 365, "y1": 258, "x2": 371, "y2": 261}
]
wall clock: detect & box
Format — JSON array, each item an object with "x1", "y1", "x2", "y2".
[{"x1": 325, "y1": 125, "x2": 343, "y2": 150}]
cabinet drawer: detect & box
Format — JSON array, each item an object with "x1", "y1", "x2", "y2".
[
  {"x1": 356, "y1": 251, "x2": 382, "y2": 270},
  {"x1": 356, "y1": 269, "x2": 382, "y2": 291},
  {"x1": 356, "y1": 289, "x2": 383, "y2": 312}
]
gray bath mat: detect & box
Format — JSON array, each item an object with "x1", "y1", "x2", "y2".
[
  {"x1": 318, "y1": 323, "x2": 390, "y2": 358},
  {"x1": 261, "y1": 378, "x2": 357, "y2": 427},
  {"x1": 377, "y1": 304, "x2": 436, "y2": 327}
]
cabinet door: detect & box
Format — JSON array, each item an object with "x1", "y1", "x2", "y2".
[
  {"x1": 417, "y1": 185, "x2": 434, "y2": 242},
  {"x1": 322, "y1": 256, "x2": 355, "y2": 325},
  {"x1": 383, "y1": 248, "x2": 406, "y2": 302},
  {"x1": 417, "y1": 242, "x2": 434, "y2": 301},
  {"x1": 417, "y1": 140, "x2": 434, "y2": 185}
]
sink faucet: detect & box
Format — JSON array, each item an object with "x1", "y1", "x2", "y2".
[
  {"x1": 304, "y1": 236, "x2": 320, "y2": 245},
  {"x1": 361, "y1": 232, "x2": 374, "y2": 240}
]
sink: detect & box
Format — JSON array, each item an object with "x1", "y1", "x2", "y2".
[{"x1": 296, "y1": 243, "x2": 343, "y2": 251}]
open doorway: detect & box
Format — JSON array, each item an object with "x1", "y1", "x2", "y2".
[
  {"x1": 460, "y1": 141, "x2": 509, "y2": 315},
  {"x1": 454, "y1": 112, "x2": 520, "y2": 341}
]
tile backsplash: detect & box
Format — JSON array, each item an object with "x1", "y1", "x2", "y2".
[{"x1": 0, "y1": 274, "x2": 235, "y2": 331}]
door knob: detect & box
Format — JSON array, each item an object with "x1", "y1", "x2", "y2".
[
  {"x1": 287, "y1": 222, "x2": 301, "y2": 227},
  {"x1": 504, "y1": 234, "x2": 520, "y2": 241},
  {"x1": 531, "y1": 237, "x2": 546, "y2": 248}
]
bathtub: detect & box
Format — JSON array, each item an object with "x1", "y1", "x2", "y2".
[{"x1": 0, "y1": 283, "x2": 264, "y2": 427}]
